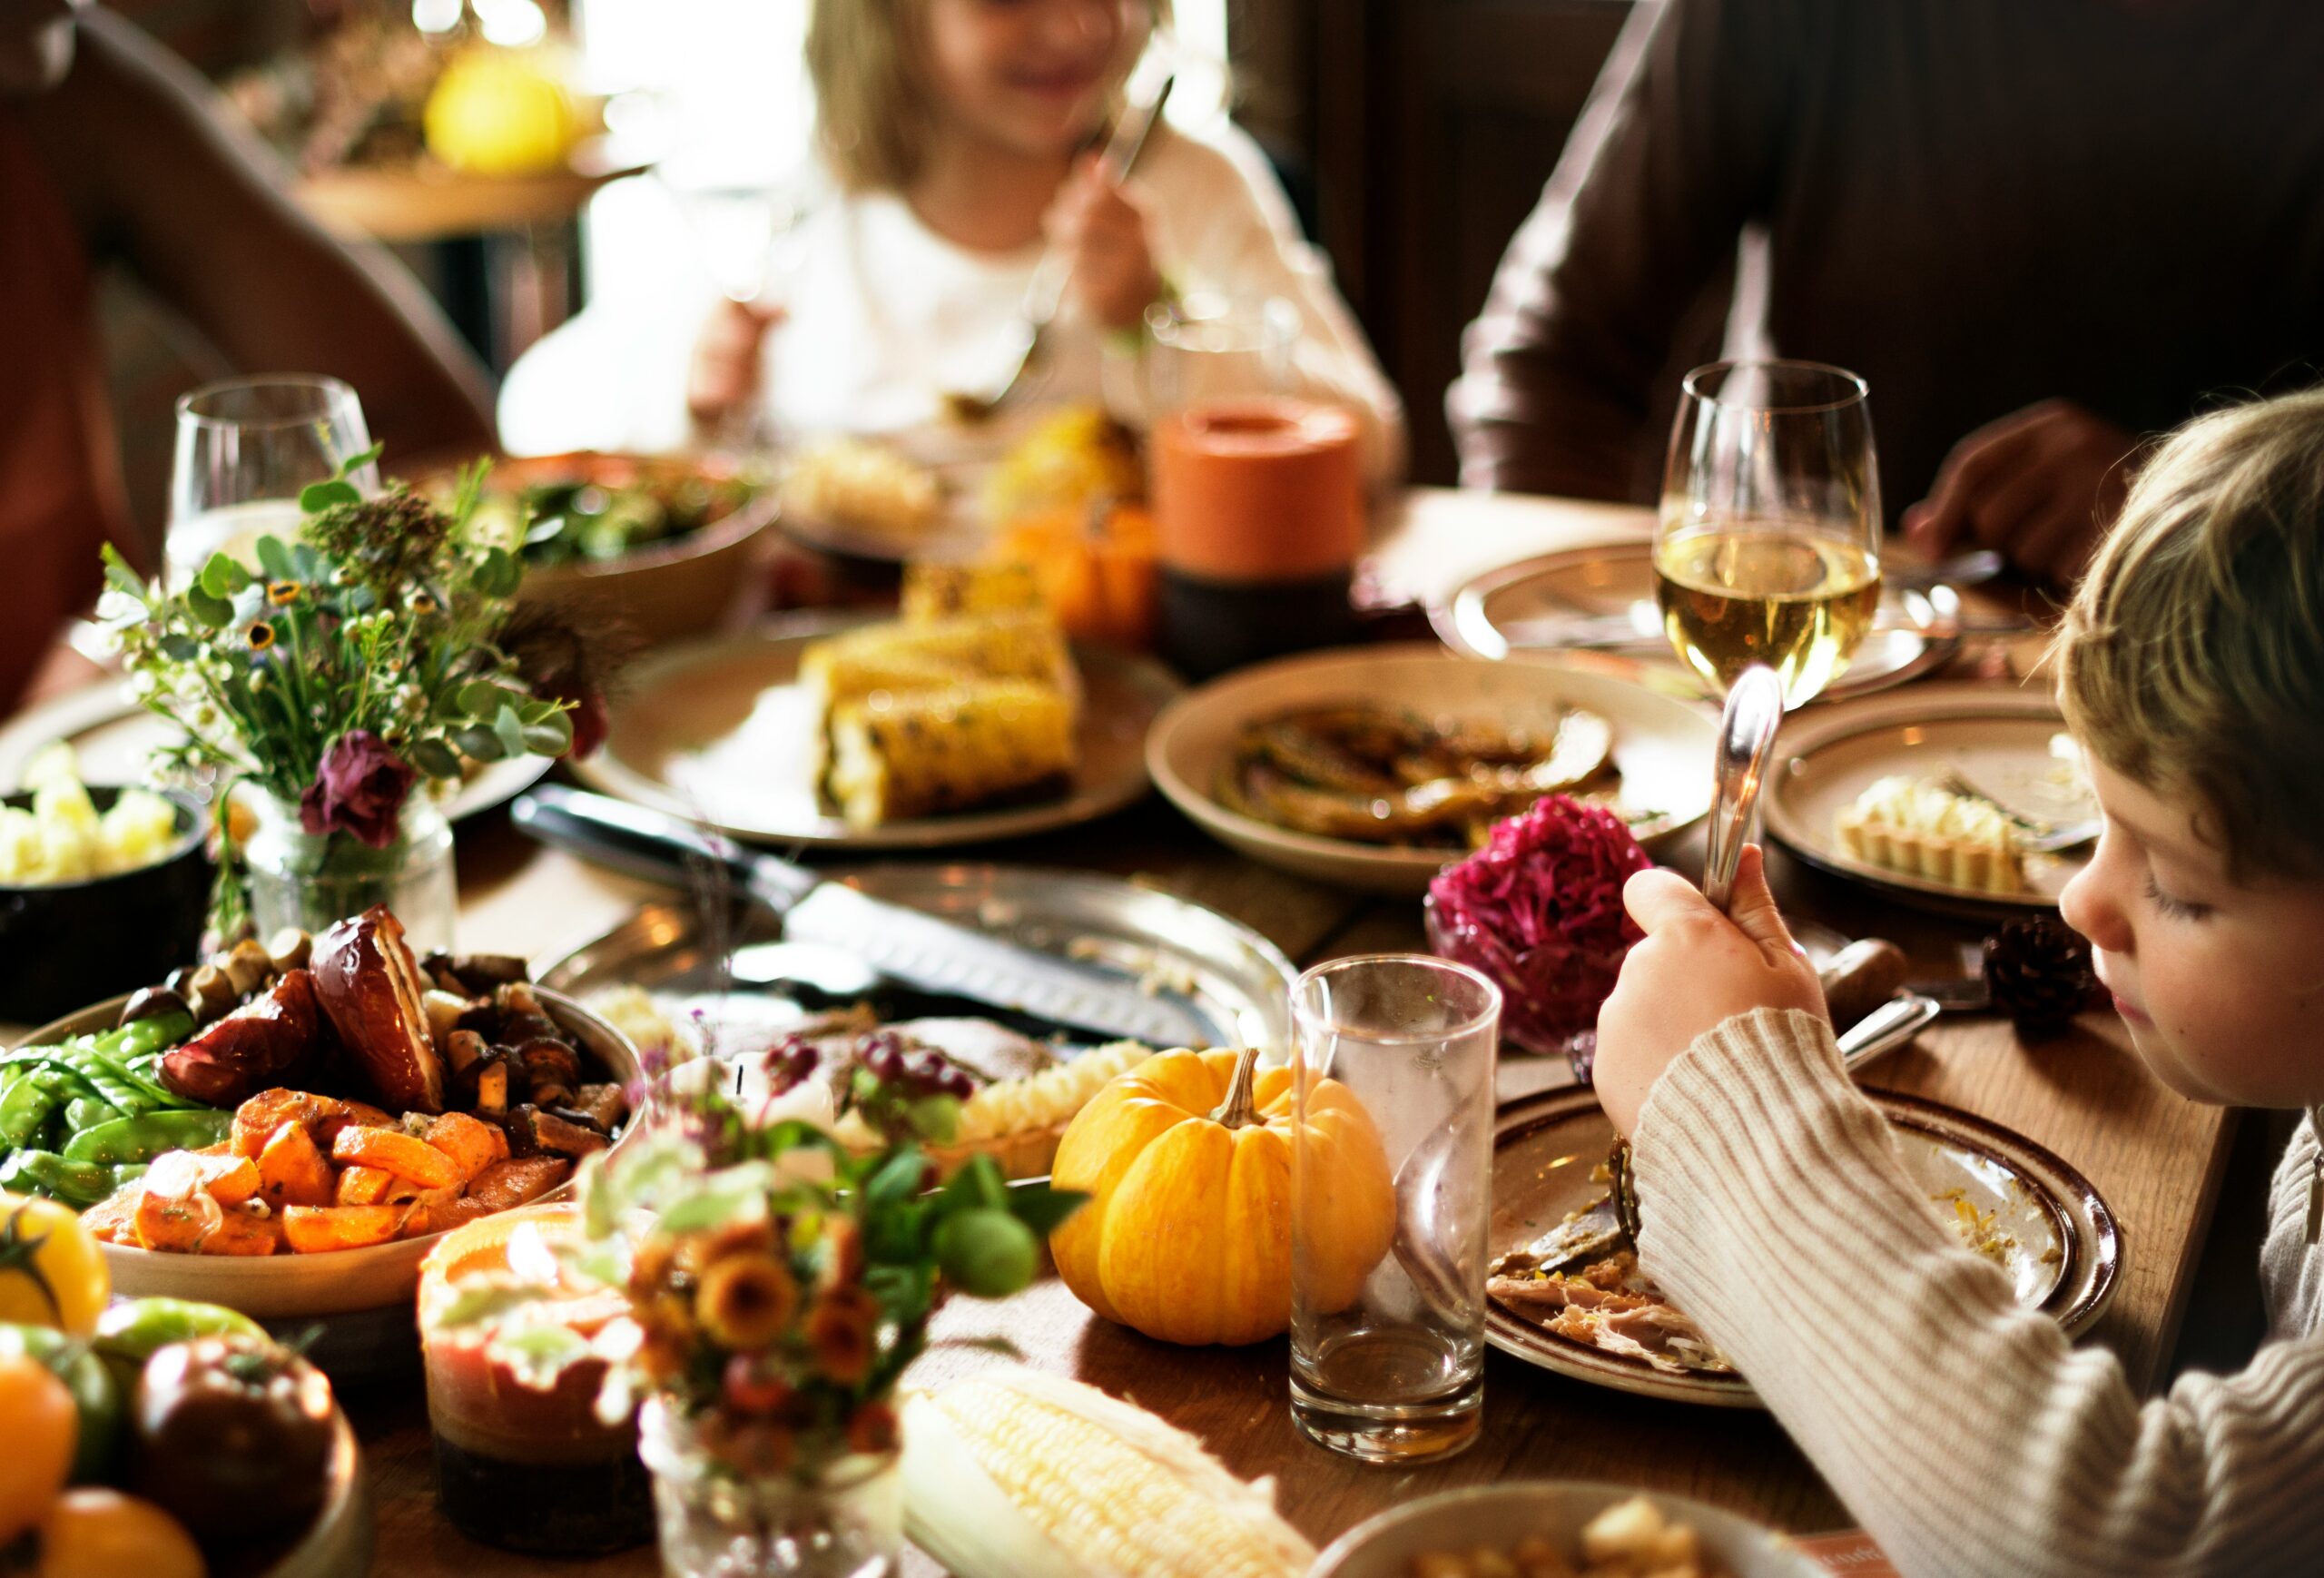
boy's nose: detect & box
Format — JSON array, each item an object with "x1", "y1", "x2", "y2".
[{"x1": 2059, "y1": 862, "x2": 2131, "y2": 956}]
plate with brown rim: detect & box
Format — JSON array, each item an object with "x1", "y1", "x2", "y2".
[{"x1": 1487, "y1": 1084, "x2": 2122, "y2": 1407}]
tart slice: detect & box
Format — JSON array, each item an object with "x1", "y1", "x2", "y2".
[{"x1": 1834, "y1": 774, "x2": 2024, "y2": 893}]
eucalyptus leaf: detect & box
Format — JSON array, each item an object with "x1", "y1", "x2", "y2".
[
  {"x1": 199, "y1": 554, "x2": 252, "y2": 598},
  {"x1": 159, "y1": 635, "x2": 199, "y2": 662},
  {"x1": 492, "y1": 703, "x2": 528, "y2": 760},
  {"x1": 254, "y1": 536, "x2": 298, "y2": 582},
  {"x1": 408, "y1": 738, "x2": 464, "y2": 779},
  {"x1": 452, "y1": 725, "x2": 504, "y2": 762},
  {"x1": 866, "y1": 1148, "x2": 927, "y2": 1211},
  {"x1": 520, "y1": 717, "x2": 573, "y2": 757},
  {"x1": 458, "y1": 680, "x2": 519, "y2": 717},
  {"x1": 298, "y1": 478, "x2": 361, "y2": 513},
  {"x1": 338, "y1": 442, "x2": 384, "y2": 478},
  {"x1": 185, "y1": 586, "x2": 233, "y2": 627}
]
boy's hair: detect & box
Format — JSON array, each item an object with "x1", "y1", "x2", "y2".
[
  {"x1": 2056, "y1": 388, "x2": 2324, "y2": 882},
  {"x1": 806, "y1": 0, "x2": 1167, "y2": 193}
]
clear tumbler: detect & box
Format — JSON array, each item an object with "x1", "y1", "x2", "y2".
[{"x1": 1288, "y1": 953, "x2": 1500, "y2": 1464}]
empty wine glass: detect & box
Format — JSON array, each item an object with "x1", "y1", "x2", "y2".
[{"x1": 168, "y1": 375, "x2": 376, "y2": 587}]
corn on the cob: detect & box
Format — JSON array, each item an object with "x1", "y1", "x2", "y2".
[
  {"x1": 901, "y1": 560, "x2": 1044, "y2": 623},
  {"x1": 799, "y1": 612, "x2": 1078, "y2": 709},
  {"x1": 901, "y1": 1367, "x2": 1315, "y2": 1578},
  {"x1": 828, "y1": 680, "x2": 1075, "y2": 826}
]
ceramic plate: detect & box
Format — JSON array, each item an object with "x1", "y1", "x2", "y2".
[
  {"x1": 568, "y1": 612, "x2": 1178, "y2": 849},
  {"x1": 1763, "y1": 681, "x2": 2093, "y2": 912},
  {"x1": 1486, "y1": 1085, "x2": 2121, "y2": 1407},
  {"x1": 0, "y1": 682, "x2": 551, "y2": 824},
  {"x1": 543, "y1": 863, "x2": 1297, "y2": 1054},
  {"x1": 1146, "y1": 644, "x2": 1716, "y2": 895},
  {"x1": 1433, "y1": 541, "x2": 1958, "y2": 702},
  {"x1": 1312, "y1": 1482, "x2": 1824, "y2": 1578}
]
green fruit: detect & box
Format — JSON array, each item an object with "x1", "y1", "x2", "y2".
[
  {"x1": 0, "y1": 1322, "x2": 123, "y2": 1484},
  {"x1": 94, "y1": 1298, "x2": 266, "y2": 1398},
  {"x1": 933, "y1": 1208, "x2": 1039, "y2": 1298}
]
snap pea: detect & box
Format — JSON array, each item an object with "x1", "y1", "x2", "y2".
[
  {"x1": 63, "y1": 1109, "x2": 232, "y2": 1167},
  {"x1": 63, "y1": 1097, "x2": 122, "y2": 1133},
  {"x1": 59, "y1": 1051, "x2": 164, "y2": 1117},
  {"x1": 0, "y1": 1149, "x2": 120, "y2": 1208},
  {"x1": 0, "y1": 1072, "x2": 63, "y2": 1147}
]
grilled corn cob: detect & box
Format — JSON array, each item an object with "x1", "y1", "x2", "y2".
[
  {"x1": 799, "y1": 611, "x2": 1077, "y2": 709},
  {"x1": 901, "y1": 559, "x2": 1044, "y2": 623},
  {"x1": 901, "y1": 1368, "x2": 1315, "y2": 1578},
  {"x1": 828, "y1": 680, "x2": 1075, "y2": 826}
]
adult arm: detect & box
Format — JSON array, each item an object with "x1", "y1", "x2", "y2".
[
  {"x1": 1634, "y1": 1008, "x2": 2324, "y2": 1577},
  {"x1": 42, "y1": 9, "x2": 497, "y2": 464},
  {"x1": 1448, "y1": 0, "x2": 1791, "y2": 498}
]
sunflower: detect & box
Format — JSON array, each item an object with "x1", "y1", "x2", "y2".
[
  {"x1": 804, "y1": 1286, "x2": 881, "y2": 1385},
  {"x1": 246, "y1": 621, "x2": 277, "y2": 652},
  {"x1": 696, "y1": 1252, "x2": 800, "y2": 1351},
  {"x1": 266, "y1": 580, "x2": 301, "y2": 606}
]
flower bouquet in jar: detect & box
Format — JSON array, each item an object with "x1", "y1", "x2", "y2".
[
  {"x1": 430, "y1": 1027, "x2": 1086, "y2": 1578},
  {"x1": 96, "y1": 450, "x2": 606, "y2": 947}
]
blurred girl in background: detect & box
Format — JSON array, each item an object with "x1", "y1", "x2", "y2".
[{"x1": 501, "y1": 0, "x2": 1403, "y2": 484}]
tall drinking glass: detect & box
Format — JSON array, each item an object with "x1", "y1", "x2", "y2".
[
  {"x1": 169, "y1": 375, "x2": 376, "y2": 587},
  {"x1": 1655, "y1": 360, "x2": 1882, "y2": 708},
  {"x1": 1288, "y1": 954, "x2": 1499, "y2": 1465}
]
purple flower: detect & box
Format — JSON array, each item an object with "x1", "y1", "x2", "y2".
[{"x1": 299, "y1": 730, "x2": 417, "y2": 848}]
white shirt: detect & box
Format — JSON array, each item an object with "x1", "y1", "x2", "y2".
[{"x1": 500, "y1": 121, "x2": 1406, "y2": 486}]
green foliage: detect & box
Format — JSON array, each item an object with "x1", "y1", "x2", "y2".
[{"x1": 98, "y1": 450, "x2": 577, "y2": 810}]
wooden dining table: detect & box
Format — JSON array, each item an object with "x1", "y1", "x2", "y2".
[{"x1": 15, "y1": 489, "x2": 2236, "y2": 1575}]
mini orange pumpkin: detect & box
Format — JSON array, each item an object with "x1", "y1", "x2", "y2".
[
  {"x1": 989, "y1": 502, "x2": 1157, "y2": 649},
  {"x1": 1048, "y1": 1047, "x2": 1395, "y2": 1346}
]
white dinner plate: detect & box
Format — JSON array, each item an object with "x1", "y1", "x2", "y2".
[
  {"x1": 1145, "y1": 644, "x2": 1717, "y2": 895},
  {"x1": 1763, "y1": 680, "x2": 2093, "y2": 912},
  {"x1": 569, "y1": 611, "x2": 1179, "y2": 849},
  {"x1": 0, "y1": 680, "x2": 551, "y2": 823},
  {"x1": 1433, "y1": 540, "x2": 1958, "y2": 702},
  {"x1": 1487, "y1": 1085, "x2": 2121, "y2": 1408}
]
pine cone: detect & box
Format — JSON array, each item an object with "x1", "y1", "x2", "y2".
[{"x1": 1983, "y1": 915, "x2": 2105, "y2": 1038}]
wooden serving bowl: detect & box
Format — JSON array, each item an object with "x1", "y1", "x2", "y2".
[
  {"x1": 487, "y1": 450, "x2": 780, "y2": 646},
  {"x1": 25, "y1": 988, "x2": 639, "y2": 1319}
]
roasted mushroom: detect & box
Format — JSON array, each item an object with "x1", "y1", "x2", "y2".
[{"x1": 310, "y1": 905, "x2": 445, "y2": 1112}]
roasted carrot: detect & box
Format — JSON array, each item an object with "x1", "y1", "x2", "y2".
[
  {"x1": 461, "y1": 1156, "x2": 572, "y2": 1215},
  {"x1": 281, "y1": 1204, "x2": 405, "y2": 1253},
  {"x1": 232, "y1": 1089, "x2": 395, "y2": 1159},
  {"x1": 334, "y1": 1164, "x2": 394, "y2": 1206},
  {"x1": 424, "y1": 1110, "x2": 509, "y2": 1184},
  {"x1": 257, "y1": 1120, "x2": 338, "y2": 1209},
  {"x1": 198, "y1": 1202, "x2": 282, "y2": 1257},
  {"x1": 330, "y1": 1125, "x2": 462, "y2": 1189}
]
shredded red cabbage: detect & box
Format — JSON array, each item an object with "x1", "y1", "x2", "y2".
[{"x1": 1424, "y1": 794, "x2": 1652, "y2": 1053}]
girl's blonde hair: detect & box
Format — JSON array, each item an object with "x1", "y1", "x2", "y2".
[
  {"x1": 806, "y1": 0, "x2": 1166, "y2": 192},
  {"x1": 2055, "y1": 388, "x2": 2324, "y2": 881}
]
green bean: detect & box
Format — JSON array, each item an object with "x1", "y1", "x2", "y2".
[{"x1": 63, "y1": 1109, "x2": 231, "y2": 1167}]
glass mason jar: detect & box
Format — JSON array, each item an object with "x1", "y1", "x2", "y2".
[
  {"x1": 241, "y1": 785, "x2": 456, "y2": 951},
  {"x1": 637, "y1": 1397, "x2": 902, "y2": 1578}
]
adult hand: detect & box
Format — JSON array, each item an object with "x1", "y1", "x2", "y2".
[
  {"x1": 1592, "y1": 847, "x2": 1826, "y2": 1137},
  {"x1": 686, "y1": 298, "x2": 783, "y2": 437},
  {"x1": 1045, "y1": 153, "x2": 1162, "y2": 332},
  {"x1": 1901, "y1": 399, "x2": 2137, "y2": 585}
]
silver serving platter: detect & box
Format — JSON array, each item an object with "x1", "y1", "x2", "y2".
[{"x1": 542, "y1": 863, "x2": 1297, "y2": 1055}]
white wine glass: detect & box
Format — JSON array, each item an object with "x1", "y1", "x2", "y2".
[
  {"x1": 168, "y1": 375, "x2": 377, "y2": 588},
  {"x1": 1655, "y1": 360, "x2": 1882, "y2": 708}
]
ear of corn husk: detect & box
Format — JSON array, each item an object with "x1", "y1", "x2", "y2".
[{"x1": 901, "y1": 1366, "x2": 1316, "y2": 1578}]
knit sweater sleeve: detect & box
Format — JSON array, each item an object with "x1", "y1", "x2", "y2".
[{"x1": 1630, "y1": 1008, "x2": 2324, "y2": 1577}]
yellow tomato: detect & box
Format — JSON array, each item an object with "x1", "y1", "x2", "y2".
[
  {"x1": 0, "y1": 1357, "x2": 76, "y2": 1542},
  {"x1": 0, "y1": 1192, "x2": 108, "y2": 1335},
  {"x1": 33, "y1": 1490, "x2": 205, "y2": 1578}
]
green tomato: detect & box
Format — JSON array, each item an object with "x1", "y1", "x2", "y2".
[
  {"x1": 932, "y1": 1208, "x2": 1039, "y2": 1299},
  {"x1": 94, "y1": 1298, "x2": 266, "y2": 1397},
  {"x1": 0, "y1": 1321, "x2": 123, "y2": 1484}
]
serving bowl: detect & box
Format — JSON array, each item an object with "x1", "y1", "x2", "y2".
[
  {"x1": 1309, "y1": 1482, "x2": 1824, "y2": 1578},
  {"x1": 22, "y1": 987, "x2": 639, "y2": 1319},
  {"x1": 0, "y1": 787, "x2": 210, "y2": 1024},
  {"x1": 480, "y1": 450, "x2": 781, "y2": 646}
]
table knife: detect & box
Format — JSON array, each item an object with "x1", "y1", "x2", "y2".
[{"x1": 511, "y1": 785, "x2": 1212, "y2": 1049}]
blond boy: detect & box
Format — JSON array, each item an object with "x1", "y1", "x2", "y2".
[{"x1": 1594, "y1": 390, "x2": 2324, "y2": 1574}]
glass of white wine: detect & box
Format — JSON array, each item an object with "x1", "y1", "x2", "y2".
[
  {"x1": 168, "y1": 375, "x2": 377, "y2": 588},
  {"x1": 1655, "y1": 360, "x2": 1882, "y2": 707}
]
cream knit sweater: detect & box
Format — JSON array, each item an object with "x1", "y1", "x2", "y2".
[{"x1": 1632, "y1": 1009, "x2": 2324, "y2": 1577}]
